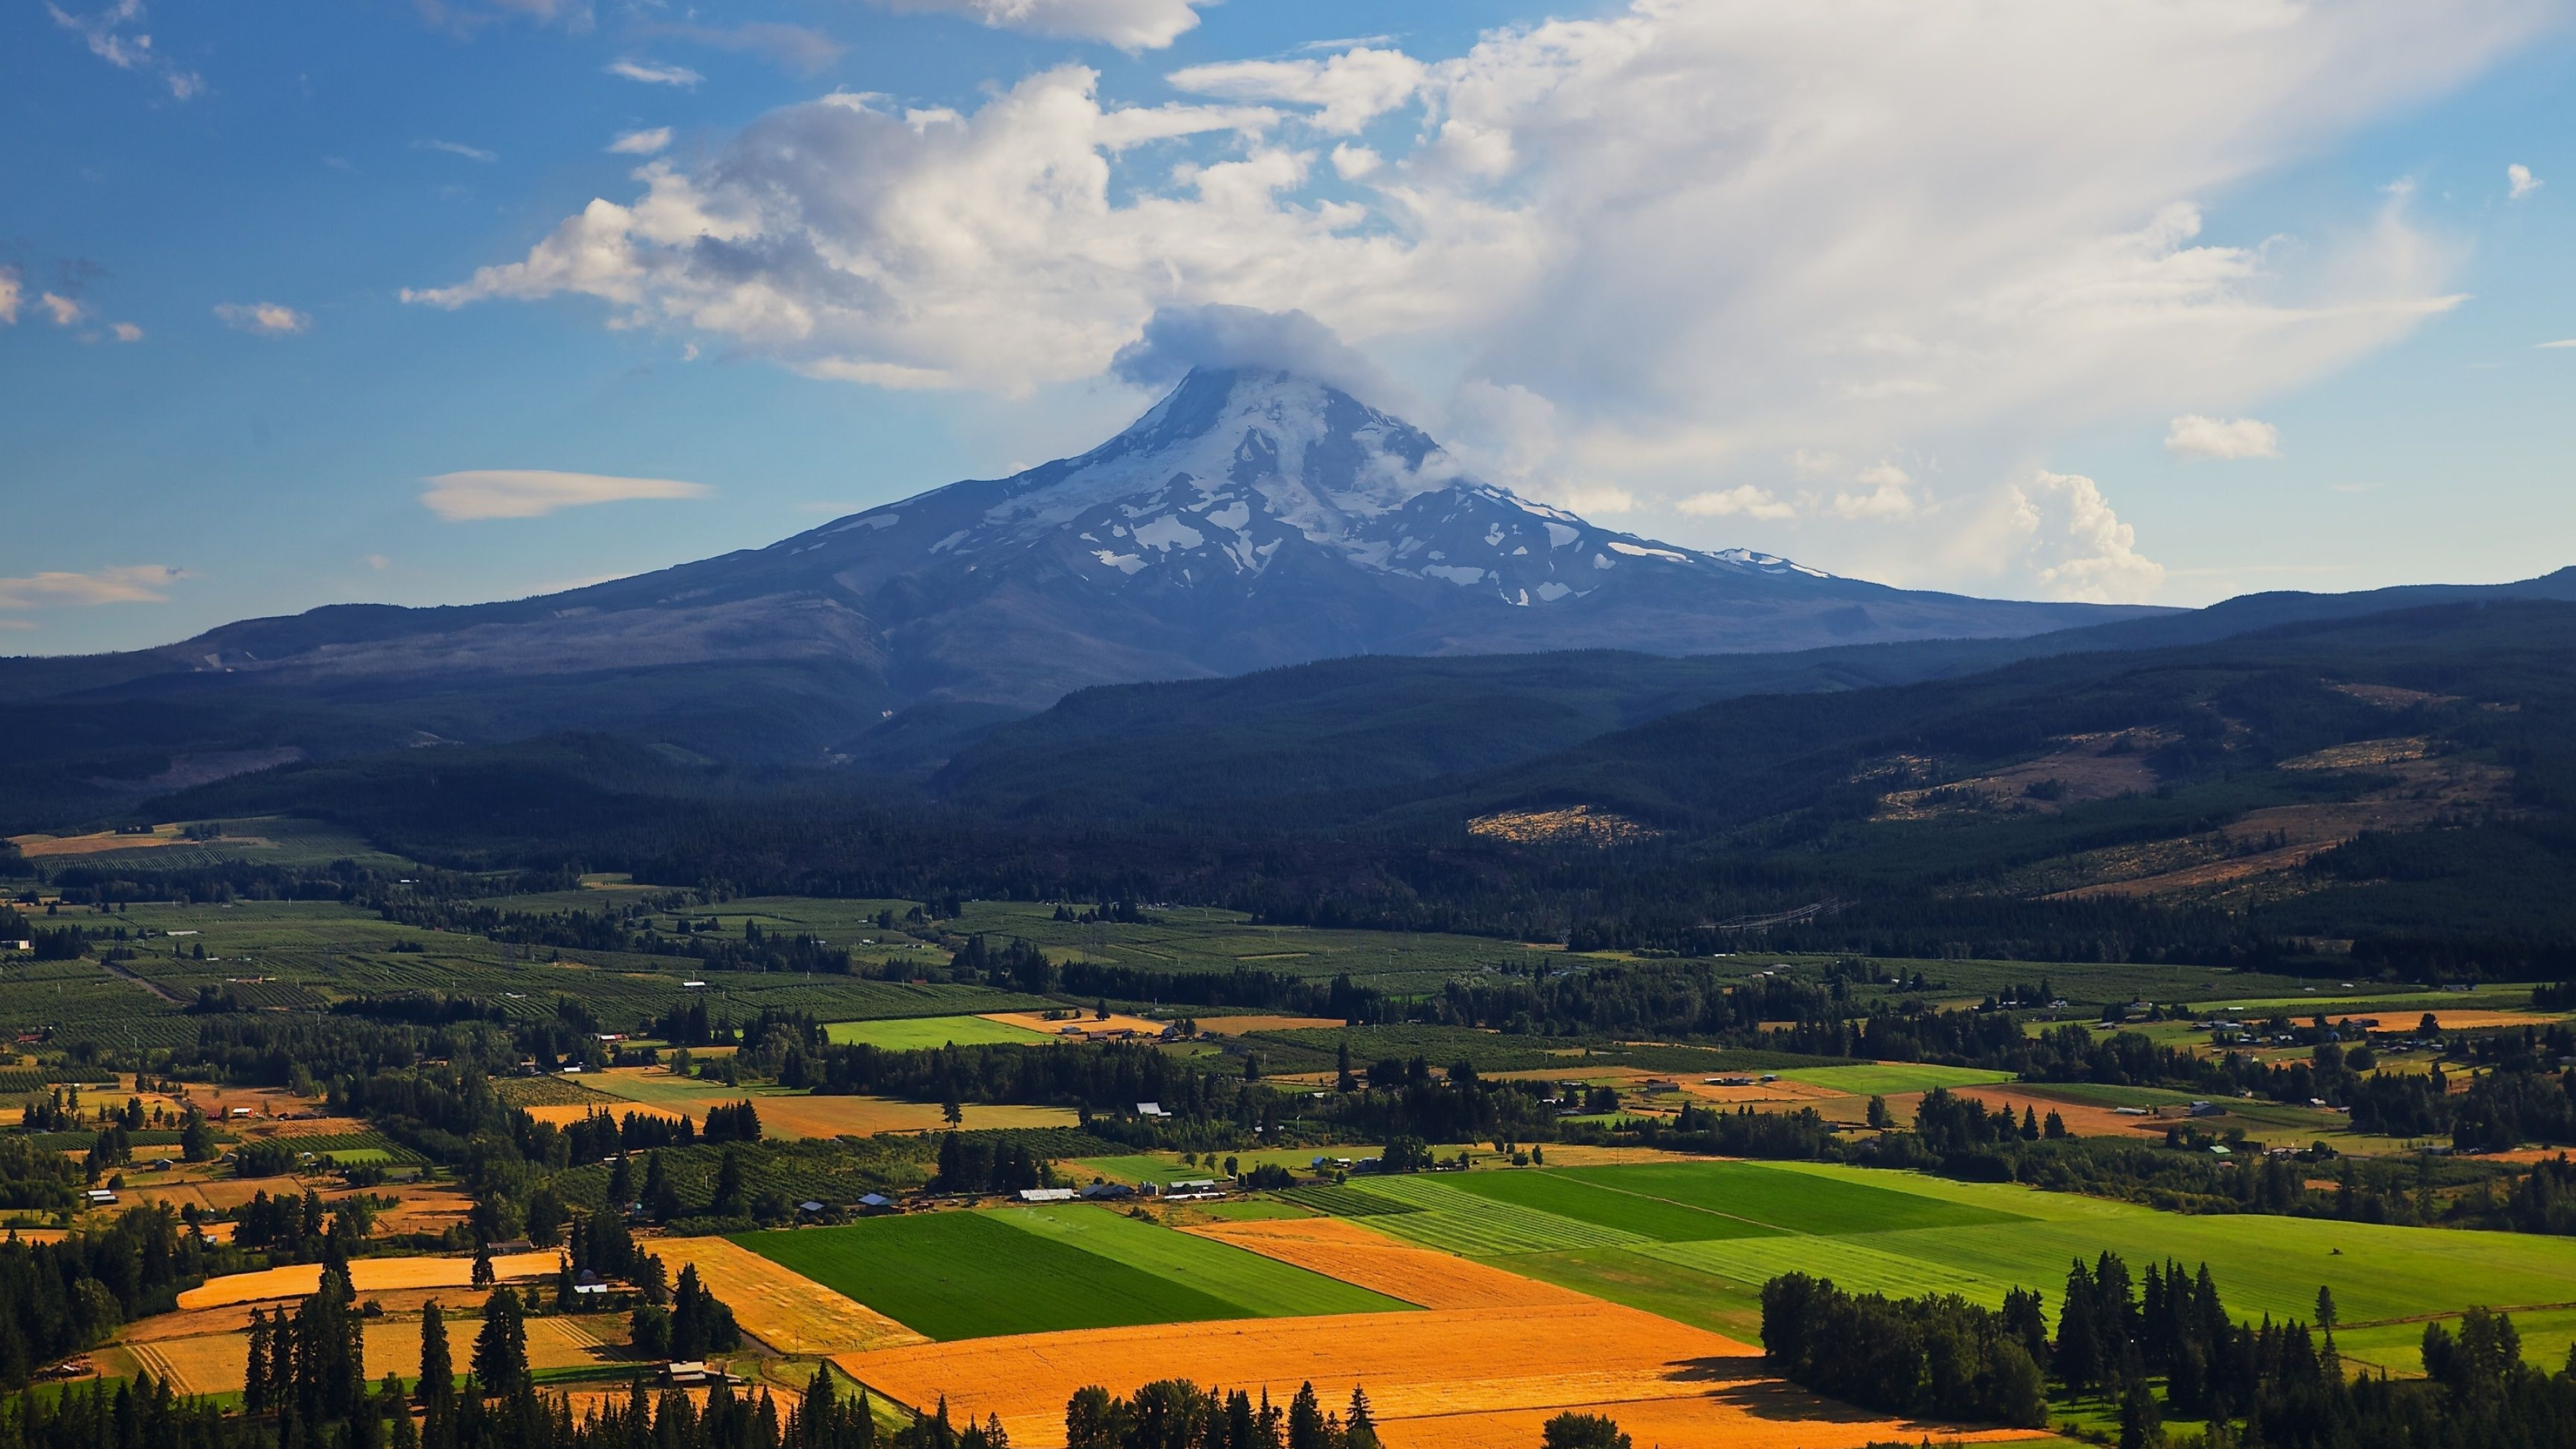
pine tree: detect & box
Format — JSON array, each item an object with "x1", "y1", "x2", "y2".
[
  {"x1": 471, "y1": 1285, "x2": 529, "y2": 1397},
  {"x1": 244, "y1": 1309, "x2": 272, "y2": 1414}
]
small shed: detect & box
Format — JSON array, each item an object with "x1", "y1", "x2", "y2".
[
  {"x1": 1018, "y1": 1188, "x2": 1077, "y2": 1203},
  {"x1": 1136, "y1": 1102, "x2": 1170, "y2": 1118}
]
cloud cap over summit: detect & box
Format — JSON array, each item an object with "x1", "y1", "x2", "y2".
[{"x1": 1111, "y1": 304, "x2": 1398, "y2": 408}]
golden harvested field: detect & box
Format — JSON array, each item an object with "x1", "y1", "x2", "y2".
[
  {"x1": 11, "y1": 828, "x2": 197, "y2": 857},
  {"x1": 1935, "y1": 1088, "x2": 2169, "y2": 1140},
  {"x1": 2402, "y1": 1010, "x2": 2564, "y2": 1030},
  {"x1": 1393, "y1": 1387, "x2": 2047, "y2": 1449},
  {"x1": 520, "y1": 1102, "x2": 690, "y2": 1128},
  {"x1": 837, "y1": 1303, "x2": 2038, "y2": 1449},
  {"x1": 124, "y1": 1314, "x2": 622, "y2": 1395},
  {"x1": 646, "y1": 1236, "x2": 927, "y2": 1354},
  {"x1": 1673, "y1": 1078, "x2": 1847, "y2": 1107},
  {"x1": 751, "y1": 1095, "x2": 1079, "y2": 1140},
  {"x1": 1183, "y1": 1218, "x2": 1588, "y2": 1310},
  {"x1": 977, "y1": 1011, "x2": 1169, "y2": 1040},
  {"x1": 177, "y1": 1252, "x2": 563, "y2": 1309},
  {"x1": 1194, "y1": 1016, "x2": 1348, "y2": 1036}
]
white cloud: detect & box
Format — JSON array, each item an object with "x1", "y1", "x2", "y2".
[
  {"x1": 2010, "y1": 471, "x2": 2165, "y2": 603},
  {"x1": 419, "y1": 469, "x2": 712, "y2": 520},
  {"x1": 2509, "y1": 162, "x2": 2542, "y2": 199},
  {"x1": 610, "y1": 127, "x2": 674, "y2": 156},
  {"x1": 1676, "y1": 485, "x2": 1794, "y2": 520},
  {"x1": 1330, "y1": 144, "x2": 1381, "y2": 180},
  {"x1": 871, "y1": 0, "x2": 1212, "y2": 50},
  {"x1": 364, "y1": 553, "x2": 391, "y2": 572},
  {"x1": 215, "y1": 303, "x2": 311, "y2": 336},
  {"x1": 1110, "y1": 303, "x2": 1395, "y2": 402},
  {"x1": 606, "y1": 58, "x2": 701, "y2": 87},
  {"x1": 2164, "y1": 413, "x2": 2282, "y2": 460},
  {"x1": 47, "y1": 0, "x2": 201, "y2": 99},
  {"x1": 1167, "y1": 48, "x2": 1426, "y2": 134},
  {"x1": 109, "y1": 321, "x2": 143, "y2": 342},
  {"x1": 0, "y1": 268, "x2": 18, "y2": 325},
  {"x1": 0, "y1": 564, "x2": 184, "y2": 608},
  {"x1": 38, "y1": 293, "x2": 84, "y2": 327},
  {"x1": 401, "y1": 73, "x2": 1309, "y2": 390},
  {"x1": 1558, "y1": 483, "x2": 1638, "y2": 516},
  {"x1": 416, "y1": 138, "x2": 496, "y2": 162},
  {"x1": 2538, "y1": 338, "x2": 2576, "y2": 349},
  {"x1": 1831, "y1": 463, "x2": 1918, "y2": 521}
]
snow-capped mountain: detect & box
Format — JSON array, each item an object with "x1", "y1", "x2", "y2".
[
  {"x1": 832, "y1": 368, "x2": 1827, "y2": 612},
  {"x1": 143, "y1": 367, "x2": 2157, "y2": 736}
]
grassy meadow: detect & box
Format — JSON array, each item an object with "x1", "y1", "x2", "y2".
[{"x1": 1260, "y1": 1159, "x2": 2576, "y2": 1362}]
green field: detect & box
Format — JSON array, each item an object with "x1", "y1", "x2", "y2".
[
  {"x1": 735, "y1": 1204, "x2": 1407, "y2": 1340},
  {"x1": 1281, "y1": 1159, "x2": 2576, "y2": 1368},
  {"x1": 1441, "y1": 1166, "x2": 1787, "y2": 1242},
  {"x1": 822, "y1": 1014, "x2": 1054, "y2": 1049},
  {"x1": 1776, "y1": 1063, "x2": 2019, "y2": 1095},
  {"x1": 739, "y1": 1212, "x2": 1241, "y2": 1340},
  {"x1": 1273, "y1": 1185, "x2": 1421, "y2": 1218},
  {"x1": 998, "y1": 1205, "x2": 1407, "y2": 1316}
]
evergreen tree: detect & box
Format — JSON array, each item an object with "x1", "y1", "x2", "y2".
[
  {"x1": 419, "y1": 1301, "x2": 455, "y2": 1449},
  {"x1": 471, "y1": 1285, "x2": 529, "y2": 1397}
]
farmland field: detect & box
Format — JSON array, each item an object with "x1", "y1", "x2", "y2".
[
  {"x1": 736, "y1": 1212, "x2": 1244, "y2": 1340},
  {"x1": 1182, "y1": 1217, "x2": 1593, "y2": 1309},
  {"x1": 833, "y1": 1298, "x2": 2037, "y2": 1449},
  {"x1": 1440, "y1": 1166, "x2": 1788, "y2": 1241},
  {"x1": 1776, "y1": 1063, "x2": 2019, "y2": 1095},
  {"x1": 176, "y1": 1252, "x2": 563, "y2": 1308},
  {"x1": 1287, "y1": 1159, "x2": 2576, "y2": 1368},
  {"x1": 995, "y1": 1204, "x2": 1408, "y2": 1318},
  {"x1": 821, "y1": 1015, "x2": 1054, "y2": 1049},
  {"x1": 645, "y1": 1235, "x2": 928, "y2": 1354},
  {"x1": 737, "y1": 1204, "x2": 1407, "y2": 1342},
  {"x1": 566, "y1": 1068, "x2": 1079, "y2": 1137}
]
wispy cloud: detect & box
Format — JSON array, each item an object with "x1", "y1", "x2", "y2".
[
  {"x1": 644, "y1": 21, "x2": 842, "y2": 75},
  {"x1": 869, "y1": 0, "x2": 1210, "y2": 50},
  {"x1": 1676, "y1": 485, "x2": 1794, "y2": 521},
  {"x1": 419, "y1": 469, "x2": 712, "y2": 520},
  {"x1": 0, "y1": 564, "x2": 184, "y2": 608},
  {"x1": 2509, "y1": 162, "x2": 2543, "y2": 200},
  {"x1": 605, "y1": 58, "x2": 700, "y2": 87},
  {"x1": 2164, "y1": 414, "x2": 2282, "y2": 461},
  {"x1": 0, "y1": 268, "x2": 19, "y2": 325},
  {"x1": 415, "y1": 138, "x2": 496, "y2": 162},
  {"x1": 47, "y1": 0, "x2": 201, "y2": 99},
  {"x1": 109, "y1": 321, "x2": 143, "y2": 342},
  {"x1": 2536, "y1": 338, "x2": 2576, "y2": 350},
  {"x1": 608, "y1": 127, "x2": 673, "y2": 156},
  {"x1": 215, "y1": 302, "x2": 311, "y2": 337},
  {"x1": 38, "y1": 292, "x2": 85, "y2": 327}
]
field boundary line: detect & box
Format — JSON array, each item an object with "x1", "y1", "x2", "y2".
[
  {"x1": 1550, "y1": 1169, "x2": 1799, "y2": 1237},
  {"x1": 2341, "y1": 1300, "x2": 2576, "y2": 1329}
]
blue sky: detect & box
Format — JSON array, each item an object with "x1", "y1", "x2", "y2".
[{"x1": 4, "y1": 0, "x2": 2571, "y2": 655}]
